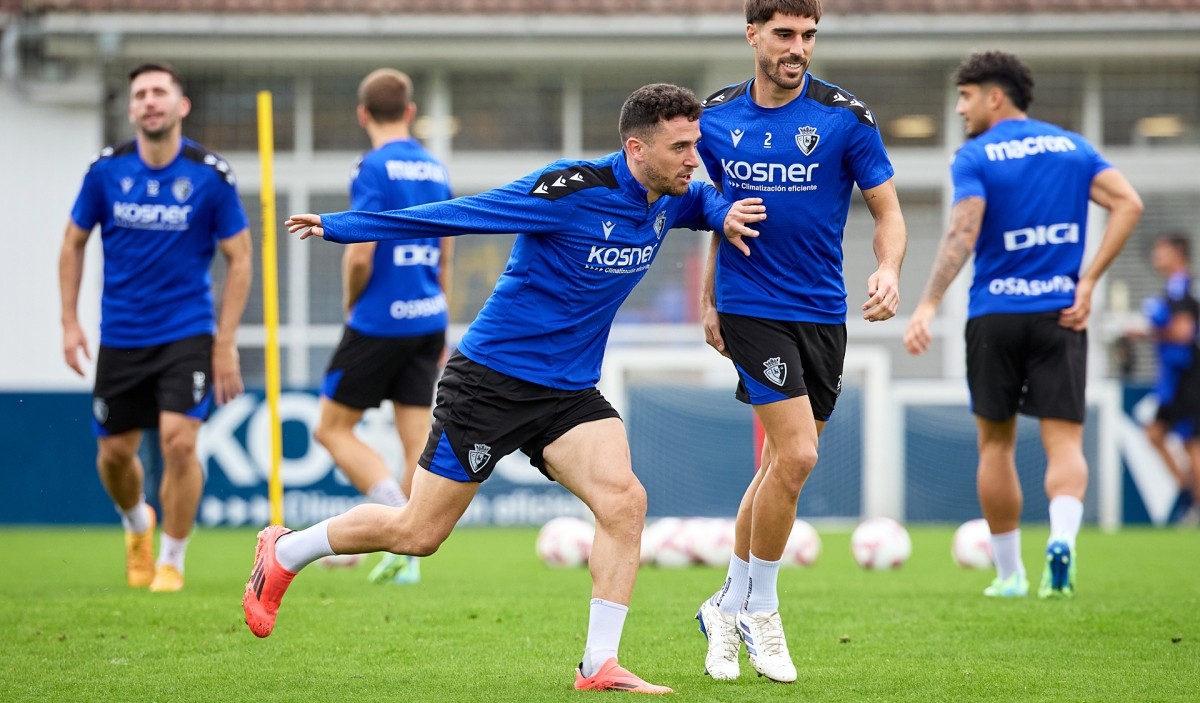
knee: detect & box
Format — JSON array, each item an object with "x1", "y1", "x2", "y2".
[
  {"x1": 160, "y1": 428, "x2": 197, "y2": 464},
  {"x1": 384, "y1": 509, "x2": 449, "y2": 557},
  {"x1": 97, "y1": 442, "x2": 137, "y2": 470},
  {"x1": 594, "y1": 478, "x2": 647, "y2": 537},
  {"x1": 769, "y1": 446, "x2": 818, "y2": 494}
]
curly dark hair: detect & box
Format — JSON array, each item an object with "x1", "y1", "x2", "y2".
[
  {"x1": 745, "y1": 0, "x2": 822, "y2": 24},
  {"x1": 618, "y1": 83, "x2": 702, "y2": 143},
  {"x1": 953, "y1": 51, "x2": 1035, "y2": 112}
]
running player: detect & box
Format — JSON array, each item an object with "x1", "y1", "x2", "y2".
[
  {"x1": 904, "y1": 50, "x2": 1143, "y2": 598},
  {"x1": 313, "y1": 69, "x2": 453, "y2": 585},
  {"x1": 694, "y1": 0, "x2": 907, "y2": 683},
  {"x1": 243, "y1": 83, "x2": 766, "y2": 694},
  {"x1": 59, "y1": 62, "x2": 252, "y2": 592}
]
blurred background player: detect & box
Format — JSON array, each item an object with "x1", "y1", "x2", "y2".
[
  {"x1": 245, "y1": 83, "x2": 767, "y2": 694},
  {"x1": 694, "y1": 0, "x2": 907, "y2": 683},
  {"x1": 1134, "y1": 234, "x2": 1200, "y2": 524},
  {"x1": 313, "y1": 69, "x2": 454, "y2": 584},
  {"x1": 58, "y1": 62, "x2": 252, "y2": 592},
  {"x1": 904, "y1": 51, "x2": 1143, "y2": 598}
]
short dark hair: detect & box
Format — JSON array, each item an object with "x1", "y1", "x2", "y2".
[
  {"x1": 618, "y1": 83, "x2": 702, "y2": 143},
  {"x1": 1157, "y1": 233, "x2": 1192, "y2": 262},
  {"x1": 745, "y1": 0, "x2": 822, "y2": 25},
  {"x1": 358, "y1": 68, "x2": 413, "y2": 123},
  {"x1": 954, "y1": 51, "x2": 1035, "y2": 112},
  {"x1": 129, "y1": 62, "x2": 184, "y2": 92}
]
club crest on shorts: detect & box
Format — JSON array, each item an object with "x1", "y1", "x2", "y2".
[
  {"x1": 93, "y1": 398, "x2": 109, "y2": 424},
  {"x1": 795, "y1": 126, "x2": 820, "y2": 156},
  {"x1": 468, "y1": 443, "x2": 492, "y2": 473},
  {"x1": 192, "y1": 371, "x2": 206, "y2": 404},
  {"x1": 654, "y1": 211, "x2": 667, "y2": 239},
  {"x1": 763, "y1": 357, "x2": 787, "y2": 386}
]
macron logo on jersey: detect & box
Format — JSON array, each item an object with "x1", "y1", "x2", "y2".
[
  {"x1": 112, "y1": 202, "x2": 193, "y2": 231},
  {"x1": 730, "y1": 129, "x2": 745, "y2": 147},
  {"x1": 984, "y1": 135, "x2": 1077, "y2": 162},
  {"x1": 1003, "y1": 222, "x2": 1080, "y2": 252},
  {"x1": 385, "y1": 160, "x2": 449, "y2": 183}
]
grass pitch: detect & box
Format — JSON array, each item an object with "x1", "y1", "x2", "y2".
[{"x1": 2, "y1": 525, "x2": 1197, "y2": 702}]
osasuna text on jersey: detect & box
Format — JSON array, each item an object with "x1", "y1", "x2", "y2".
[
  {"x1": 320, "y1": 150, "x2": 733, "y2": 390},
  {"x1": 952, "y1": 118, "x2": 1112, "y2": 318},
  {"x1": 698, "y1": 75, "x2": 895, "y2": 324}
]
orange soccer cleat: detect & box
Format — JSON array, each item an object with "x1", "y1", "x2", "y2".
[
  {"x1": 124, "y1": 506, "x2": 156, "y2": 588},
  {"x1": 149, "y1": 564, "x2": 184, "y2": 592},
  {"x1": 242, "y1": 525, "x2": 297, "y2": 638},
  {"x1": 574, "y1": 658, "x2": 673, "y2": 694}
]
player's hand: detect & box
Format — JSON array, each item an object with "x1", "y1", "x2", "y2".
[
  {"x1": 212, "y1": 340, "x2": 244, "y2": 405},
  {"x1": 285, "y1": 214, "x2": 325, "y2": 239},
  {"x1": 722, "y1": 198, "x2": 765, "y2": 256},
  {"x1": 701, "y1": 302, "x2": 729, "y2": 358},
  {"x1": 903, "y1": 301, "x2": 937, "y2": 356},
  {"x1": 862, "y1": 267, "x2": 900, "y2": 322},
  {"x1": 1059, "y1": 279, "x2": 1095, "y2": 331},
  {"x1": 62, "y1": 321, "x2": 91, "y2": 376}
]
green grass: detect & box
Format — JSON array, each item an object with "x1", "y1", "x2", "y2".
[{"x1": 1, "y1": 525, "x2": 1197, "y2": 702}]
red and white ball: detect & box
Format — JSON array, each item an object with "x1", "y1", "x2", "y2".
[
  {"x1": 316, "y1": 553, "x2": 366, "y2": 569},
  {"x1": 951, "y1": 518, "x2": 994, "y2": 569},
  {"x1": 536, "y1": 516, "x2": 594, "y2": 568},
  {"x1": 686, "y1": 518, "x2": 736, "y2": 568},
  {"x1": 851, "y1": 517, "x2": 912, "y2": 570},
  {"x1": 781, "y1": 518, "x2": 821, "y2": 567}
]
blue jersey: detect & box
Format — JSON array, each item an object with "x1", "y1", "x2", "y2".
[
  {"x1": 698, "y1": 76, "x2": 895, "y2": 323},
  {"x1": 1153, "y1": 273, "x2": 1199, "y2": 401},
  {"x1": 952, "y1": 118, "x2": 1112, "y2": 318},
  {"x1": 70, "y1": 138, "x2": 249, "y2": 347},
  {"x1": 347, "y1": 139, "x2": 453, "y2": 337},
  {"x1": 321, "y1": 150, "x2": 733, "y2": 390}
]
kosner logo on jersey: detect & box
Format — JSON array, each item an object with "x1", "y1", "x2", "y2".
[
  {"x1": 112, "y1": 202, "x2": 193, "y2": 230},
  {"x1": 1003, "y1": 222, "x2": 1079, "y2": 251},
  {"x1": 720, "y1": 159, "x2": 820, "y2": 184}
]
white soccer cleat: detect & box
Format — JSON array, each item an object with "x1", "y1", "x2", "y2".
[
  {"x1": 695, "y1": 599, "x2": 741, "y2": 680},
  {"x1": 737, "y1": 610, "x2": 797, "y2": 683}
]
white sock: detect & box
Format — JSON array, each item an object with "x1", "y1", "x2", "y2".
[
  {"x1": 744, "y1": 553, "x2": 781, "y2": 613},
  {"x1": 158, "y1": 534, "x2": 189, "y2": 572},
  {"x1": 1048, "y1": 496, "x2": 1084, "y2": 549},
  {"x1": 712, "y1": 554, "x2": 750, "y2": 616},
  {"x1": 117, "y1": 498, "x2": 152, "y2": 534},
  {"x1": 275, "y1": 519, "x2": 334, "y2": 572},
  {"x1": 581, "y1": 598, "x2": 627, "y2": 677},
  {"x1": 991, "y1": 529, "x2": 1024, "y2": 581},
  {"x1": 367, "y1": 478, "x2": 408, "y2": 508}
]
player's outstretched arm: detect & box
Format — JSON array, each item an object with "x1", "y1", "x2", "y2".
[
  {"x1": 903, "y1": 196, "x2": 984, "y2": 355},
  {"x1": 286, "y1": 213, "x2": 325, "y2": 239},
  {"x1": 721, "y1": 197, "x2": 765, "y2": 257}
]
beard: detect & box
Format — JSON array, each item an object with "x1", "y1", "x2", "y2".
[
  {"x1": 644, "y1": 160, "x2": 689, "y2": 197},
  {"x1": 759, "y1": 54, "x2": 807, "y2": 92}
]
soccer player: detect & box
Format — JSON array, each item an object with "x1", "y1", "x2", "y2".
[
  {"x1": 903, "y1": 51, "x2": 1143, "y2": 598},
  {"x1": 243, "y1": 83, "x2": 766, "y2": 694},
  {"x1": 694, "y1": 0, "x2": 907, "y2": 683},
  {"x1": 1137, "y1": 234, "x2": 1200, "y2": 524},
  {"x1": 313, "y1": 69, "x2": 454, "y2": 585},
  {"x1": 59, "y1": 62, "x2": 252, "y2": 592}
]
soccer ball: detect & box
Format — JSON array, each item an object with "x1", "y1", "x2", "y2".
[
  {"x1": 952, "y1": 518, "x2": 994, "y2": 569},
  {"x1": 316, "y1": 552, "x2": 365, "y2": 569},
  {"x1": 536, "y1": 516, "x2": 594, "y2": 568},
  {"x1": 651, "y1": 517, "x2": 694, "y2": 568},
  {"x1": 686, "y1": 517, "x2": 736, "y2": 568},
  {"x1": 640, "y1": 517, "x2": 682, "y2": 565},
  {"x1": 851, "y1": 517, "x2": 912, "y2": 570},
  {"x1": 781, "y1": 518, "x2": 821, "y2": 567}
]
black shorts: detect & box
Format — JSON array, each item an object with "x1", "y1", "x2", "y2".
[
  {"x1": 322, "y1": 327, "x2": 444, "y2": 409},
  {"x1": 92, "y1": 334, "x2": 213, "y2": 436},
  {"x1": 966, "y1": 311, "x2": 1087, "y2": 423},
  {"x1": 418, "y1": 352, "x2": 620, "y2": 483},
  {"x1": 1156, "y1": 353, "x2": 1200, "y2": 433},
  {"x1": 718, "y1": 312, "x2": 846, "y2": 420}
]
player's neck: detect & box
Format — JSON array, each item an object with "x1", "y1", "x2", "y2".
[
  {"x1": 368, "y1": 121, "x2": 411, "y2": 148},
  {"x1": 137, "y1": 132, "x2": 182, "y2": 168}
]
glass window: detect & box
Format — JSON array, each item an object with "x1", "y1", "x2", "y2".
[
  {"x1": 1102, "y1": 64, "x2": 1200, "y2": 146},
  {"x1": 310, "y1": 70, "x2": 433, "y2": 152},
  {"x1": 817, "y1": 62, "x2": 951, "y2": 148},
  {"x1": 212, "y1": 193, "x2": 290, "y2": 327},
  {"x1": 1025, "y1": 64, "x2": 1084, "y2": 134},
  {"x1": 581, "y1": 69, "x2": 703, "y2": 153},
  {"x1": 449, "y1": 72, "x2": 562, "y2": 150},
  {"x1": 185, "y1": 73, "x2": 296, "y2": 153}
]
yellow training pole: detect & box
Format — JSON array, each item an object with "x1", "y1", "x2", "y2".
[{"x1": 256, "y1": 91, "x2": 284, "y2": 526}]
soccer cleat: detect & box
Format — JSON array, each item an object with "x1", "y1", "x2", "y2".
[
  {"x1": 737, "y1": 611, "x2": 797, "y2": 683},
  {"x1": 242, "y1": 525, "x2": 297, "y2": 638},
  {"x1": 573, "y1": 657, "x2": 673, "y2": 694},
  {"x1": 149, "y1": 564, "x2": 184, "y2": 592},
  {"x1": 695, "y1": 600, "x2": 740, "y2": 680},
  {"x1": 369, "y1": 553, "x2": 420, "y2": 585},
  {"x1": 124, "y1": 506, "x2": 156, "y2": 588},
  {"x1": 1038, "y1": 540, "x2": 1075, "y2": 599},
  {"x1": 983, "y1": 571, "x2": 1029, "y2": 597}
]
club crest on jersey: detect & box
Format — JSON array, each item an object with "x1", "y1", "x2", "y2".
[
  {"x1": 172, "y1": 177, "x2": 194, "y2": 203},
  {"x1": 93, "y1": 398, "x2": 109, "y2": 424},
  {"x1": 147, "y1": 179, "x2": 160, "y2": 197},
  {"x1": 763, "y1": 357, "x2": 787, "y2": 387},
  {"x1": 795, "y1": 126, "x2": 820, "y2": 156},
  {"x1": 120, "y1": 177, "x2": 134, "y2": 194},
  {"x1": 468, "y1": 443, "x2": 492, "y2": 473},
  {"x1": 653, "y1": 211, "x2": 666, "y2": 239}
]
